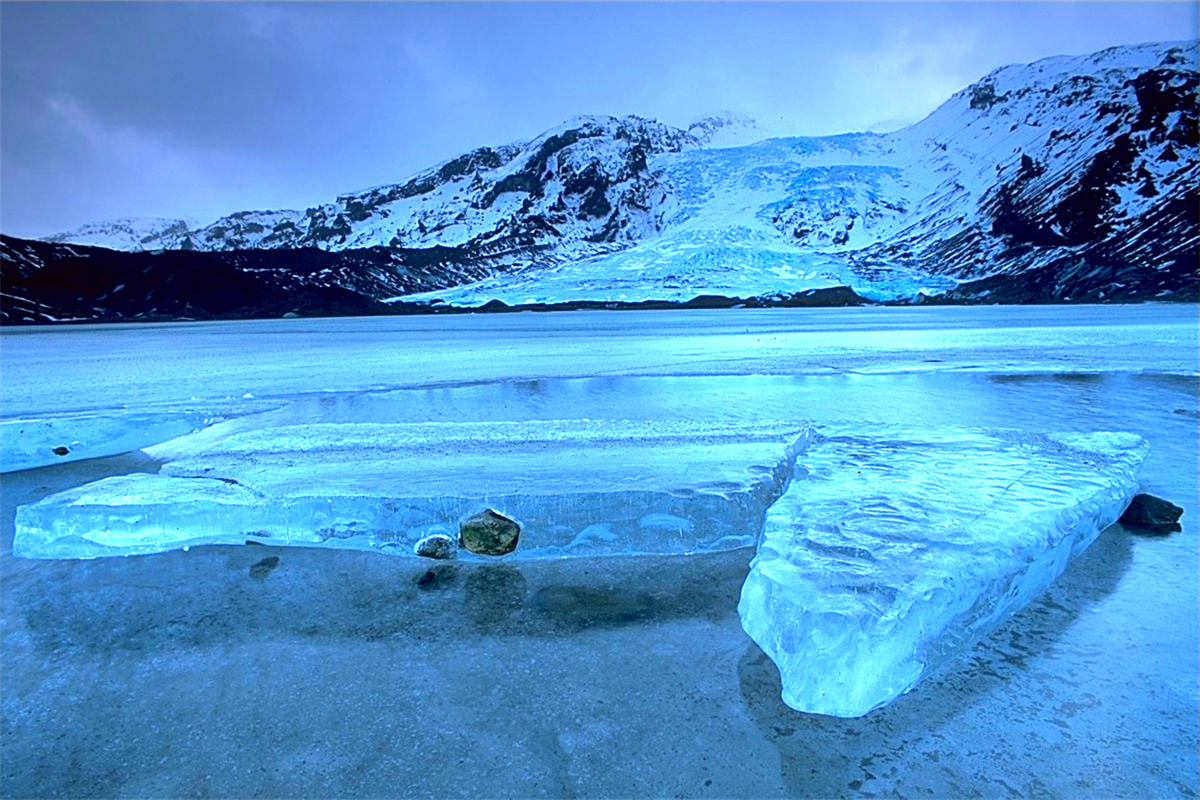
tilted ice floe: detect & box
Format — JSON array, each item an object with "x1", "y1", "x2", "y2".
[
  {"x1": 14, "y1": 420, "x2": 808, "y2": 559},
  {"x1": 0, "y1": 410, "x2": 213, "y2": 473},
  {"x1": 12, "y1": 419, "x2": 1147, "y2": 718},
  {"x1": 738, "y1": 425, "x2": 1147, "y2": 717}
]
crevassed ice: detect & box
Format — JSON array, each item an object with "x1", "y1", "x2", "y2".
[
  {"x1": 14, "y1": 420, "x2": 810, "y2": 560},
  {"x1": 0, "y1": 410, "x2": 214, "y2": 474},
  {"x1": 737, "y1": 425, "x2": 1147, "y2": 718}
]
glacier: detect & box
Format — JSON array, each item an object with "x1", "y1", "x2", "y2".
[
  {"x1": 738, "y1": 425, "x2": 1148, "y2": 718},
  {"x1": 13, "y1": 420, "x2": 809, "y2": 560}
]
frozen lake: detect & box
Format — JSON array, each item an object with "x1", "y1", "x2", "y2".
[
  {"x1": 1, "y1": 305, "x2": 1197, "y2": 797},
  {"x1": 1, "y1": 304, "x2": 1196, "y2": 417}
]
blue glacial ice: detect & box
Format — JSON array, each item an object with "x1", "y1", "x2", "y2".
[
  {"x1": 737, "y1": 425, "x2": 1148, "y2": 718},
  {"x1": 11, "y1": 416, "x2": 1149, "y2": 719},
  {"x1": 14, "y1": 420, "x2": 809, "y2": 559},
  {"x1": 0, "y1": 410, "x2": 214, "y2": 473}
]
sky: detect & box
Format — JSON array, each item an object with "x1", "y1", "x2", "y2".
[{"x1": 1, "y1": 1, "x2": 1195, "y2": 238}]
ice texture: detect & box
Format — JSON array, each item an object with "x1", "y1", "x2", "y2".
[
  {"x1": 4, "y1": 307, "x2": 1195, "y2": 420},
  {"x1": 0, "y1": 411, "x2": 213, "y2": 473},
  {"x1": 10, "y1": 416, "x2": 1152, "y2": 717},
  {"x1": 738, "y1": 426, "x2": 1148, "y2": 718},
  {"x1": 13, "y1": 420, "x2": 809, "y2": 560}
]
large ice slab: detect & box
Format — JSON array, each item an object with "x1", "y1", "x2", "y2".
[
  {"x1": 738, "y1": 426, "x2": 1148, "y2": 718},
  {"x1": 0, "y1": 410, "x2": 213, "y2": 473},
  {"x1": 14, "y1": 420, "x2": 809, "y2": 559}
]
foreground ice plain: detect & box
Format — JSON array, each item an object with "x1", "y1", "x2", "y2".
[
  {"x1": 11, "y1": 413, "x2": 1149, "y2": 718},
  {"x1": 1, "y1": 308, "x2": 1196, "y2": 795},
  {"x1": 0, "y1": 306, "x2": 1190, "y2": 723},
  {"x1": 740, "y1": 426, "x2": 1147, "y2": 717}
]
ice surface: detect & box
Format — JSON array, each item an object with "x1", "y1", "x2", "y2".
[
  {"x1": 0, "y1": 410, "x2": 213, "y2": 473},
  {"x1": 3, "y1": 307, "x2": 1195, "y2": 419},
  {"x1": 738, "y1": 425, "x2": 1148, "y2": 718},
  {"x1": 13, "y1": 420, "x2": 810, "y2": 560}
]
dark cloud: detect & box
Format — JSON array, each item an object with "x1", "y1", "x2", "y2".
[{"x1": 1, "y1": 1, "x2": 1195, "y2": 237}]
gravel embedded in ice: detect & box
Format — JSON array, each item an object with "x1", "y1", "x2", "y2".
[{"x1": 737, "y1": 425, "x2": 1148, "y2": 718}]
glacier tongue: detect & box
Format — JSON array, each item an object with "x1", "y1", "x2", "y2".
[
  {"x1": 738, "y1": 426, "x2": 1148, "y2": 718},
  {"x1": 14, "y1": 420, "x2": 809, "y2": 560}
]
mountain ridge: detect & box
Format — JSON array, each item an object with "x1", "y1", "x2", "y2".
[{"x1": 7, "y1": 39, "x2": 1197, "y2": 324}]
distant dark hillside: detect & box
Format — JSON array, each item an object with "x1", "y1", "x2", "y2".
[{"x1": 0, "y1": 237, "x2": 437, "y2": 324}]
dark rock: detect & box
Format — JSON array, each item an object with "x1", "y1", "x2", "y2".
[
  {"x1": 51, "y1": 446, "x2": 70, "y2": 456},
  {"x1": 969, "y1": 80, "x2": 1006, "y2": 111},
  {"x1": 773, "y1": 286, "x2": 870, "y2": 308},
  {"x1": 459, "y1": 509, "x2": 521, "y2": 556},
  {"x1": 1119, "y1": 493, "x2": 1184, "y2": 530},
  {"x1": 414, "y1": 533, "x2": 457, "y2": 560}
]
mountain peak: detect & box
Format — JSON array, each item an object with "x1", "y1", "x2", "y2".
[
  {"x1": 687, "y1": 112, "x2": 763, "y2": 148},
  {"x1": 40, "y1": 217, "x2": 199, "y2": 251}
]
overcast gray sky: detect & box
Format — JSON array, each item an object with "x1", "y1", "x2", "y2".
[{"x1": 1, "y1": 1, "x2": 1195, "y2": 238}]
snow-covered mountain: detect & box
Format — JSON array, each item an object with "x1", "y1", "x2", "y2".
[
  {"x1": 11, "y1": 40, "x2": 1198, "y2": 322},
  {"x1": 49, "y1": 115, "x2": 703, "y2": 257},
  {"x1": 41, "y1": 217, "x2": 198, "y2": 251},
  {"x1": 685, "y1": 112, "x2": 765, "y2": 148}
]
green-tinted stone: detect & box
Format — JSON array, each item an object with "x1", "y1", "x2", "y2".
[{"x1": 459, "y1": 509, "x2": 520, "y2": 556}]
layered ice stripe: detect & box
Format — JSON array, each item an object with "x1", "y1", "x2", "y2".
[
  {"x1": 14, "y1": 420, "x2": 811, "y2": 559},
  {"x1": 738, "y1": 426, "x2": 1148, "y2": 718},
  {"x1": 0, "y1": 411, "x2": 213, "y2": 473}
]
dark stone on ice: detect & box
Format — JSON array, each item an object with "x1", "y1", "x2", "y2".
[
  {"x1": 459, "y1": 509, "x2": 521, "y2": 556},
  {"x1": 1119, "y1": 493, "x2": 1184, "y2": 530},
  {"x1": 52, "y1": 446, "x2": 70, "y2": 456},
  {"x1": 414, "y1": 533, "x2": 457, "y2": 560}
]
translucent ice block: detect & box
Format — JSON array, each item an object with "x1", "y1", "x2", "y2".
[
  {"x1": 737, "y1": 426, "x2": 1148, "y2": 718},
  {"x1": 14, "y1": 420, "x2": 811, "y2": 559},
  {"x1": 0, "y1": 410, "x2": 213, "y2": 473}
]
